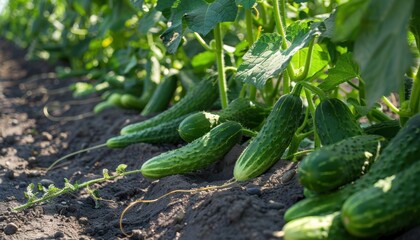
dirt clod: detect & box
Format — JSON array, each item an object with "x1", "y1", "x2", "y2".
[{"x1": 3, "y1": 223, "x2": 18, "y2": 235}]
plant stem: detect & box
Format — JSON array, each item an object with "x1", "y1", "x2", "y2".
[
  {"x1": 409, "y1": 67, "x2": 420, "y2": 114},
  {"x1": 193, "y1": 32, "x2": 213, "y2": 51},
  {"x1": 304, "y1": 89, "x2": 320, "y2": 148},
  {"x1": 241, "y1": 128, "x2": 258, "y2": 138},
  {"x1": 299, "y1": 81, "x2": 327, "y2": 101},
  {"x1": 245, "y1": 9, "x2": 257, "y2": 100},
  {"x1": 214, "y1": 23, "x2": 229, "y2": 109},
  {"x1": 358, "y1": 79, "x2": 366, "y2": 106},
  {"x1": 381, "y1": 96, "x2": 400, "y2": 114},
  {"x1": 271, "y1": 0, "x2": 296, "y2": 86},
  {"x1": 295, "y1": 37, "x2": 316, "y2": 82},
  {"x1": 14, "y1": 169, "x2": 143, "y2": 211}
]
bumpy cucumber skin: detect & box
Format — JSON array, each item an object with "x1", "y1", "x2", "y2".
[
  {"x1": 217, "y1": 98, "x2": 270, "y2": 129},
  {"x1": 363, "y1": 120, "x2": 401, "y2": 140},
  {"x1": 315, "y1": 98, "x2": 364, "y2": 146},
  {"x1": 283, "y1": 212, "x2": 357, "y2": 240},
  {"x1": 285, "y1": 113, "x2": 420, "y2": 222},
  {"x1": 140, "y1": 121, "x2": 243, "y2": 179},
  {"x1": 178, "y1": 98, "x2": 270, "y2": 142},
  {"x1": 233, "y1": 94, "x2": 303, "y2": 181},
  {"x1": 298, "y1": 135, "x2": 386, "y2": 194},
  {"x1": 178, "y1": 112, "x2": 222, "y2": 142},
  {"x1": 342, "y1": 160, "x2": 420, "y2": 238},
  {"x1": 106, "y1": 114, "x2": 190, "y2": 148},
  {"x1": 121, "y1": 78, "x2": 218, "y2": 135},
  {"x1": 141, "y1": 75, "x2": 178, "y2": 116}
]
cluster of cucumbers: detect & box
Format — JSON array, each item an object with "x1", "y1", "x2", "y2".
[{"x1": 283, "y1": 98, "x2": 420, "y2": 239}]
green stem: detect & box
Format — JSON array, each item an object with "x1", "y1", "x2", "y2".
[
  {"x1": 14, "y1": 168, "x2": 143, "y2": 211},
  {"x1": 305, "y1": 89, "x2": 320, "y2": 148},
  {"x1": 370, "y1": 108, "x2": 392, "y2": 122},
  {"x1": 296, "y1": 106, "x2": 310, "y2": 135},
  {"x1": 381, "y1": 96, "x2": 400, "y2": 114},
  {"x1": 409, "y1": 68, "x2": 420, "y2": 114},
  {"x1": 299, "y1": 81, "x2": 327, "y2": 101},
  {"x1": 245, "y1": 9, "x2": 257, "y2": 101},
  {"x1": 295, "y1": 37, "x2": 316, "y2": 82},
  {"x1": 358, "y1": 79, "x2": 366, "y2": 106},
  {"x1": 285, "y1": 149, "x2": 314, "y2": 160},
  {"x1": 214, "y1": 23, "x2": 229, "y2": 109},
  {"x1": 241, "y1": 128, "x2": 258, "y2": 138},
  {"x1": 271, "y1": 0, "x2": 296, "y2": 85},
  {"x1": 193, "y1": 32, "x2": 212, "y2": 51}
]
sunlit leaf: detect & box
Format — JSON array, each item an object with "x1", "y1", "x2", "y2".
[{"x1": 236, "y1": 24, "x2": 320, "y2": 88}]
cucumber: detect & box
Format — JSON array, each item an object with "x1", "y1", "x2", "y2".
[
  {"x1": 233, "y1": 93, "x2": 304, "y2": 181},
  {"x1": 107, "y1": 92, "x2": 124, "y2": 107},
  {"x1": 106, "y1": 114, "x2": 191, "y2": 148},
  {"x1": 178, "y1": 98, "x2": 270, "y2": 142},
  {"x1": 140, "y1": 121, "x2": 243, "y2": 179},
  {"x1": 120, "y1": 77, "x2": 218, "y2": 135},
  {"x1": 178, "y1": 112, "x2": 222, "y2": 142},
  {"x1": 120, "y1": 94, "x2": 145, "y2": 111},
  {"x1": 315, "y1": 98, "x2": 364, "y2": 146},
  {"x1": 283, "y1": 212, "x2": 357, "y2": 240},
  {"x1": 363, "y1": 120, "x2": 400, "y2": 140},
  {"x1": 285, "y1": 113, "x2": 420, "y2": 222},
  {"x1": 141, "y1": 74, "x2": 178, "y2": 116},
  {"x1": 342, "y1": 160, "x2": 420, "y2": 238},
  {"x1": 93, "y1": 101, "x2": 115, "y2": 114},
  {"x1": 298, "y1": 135, "x2": 386, "y2": 193}
]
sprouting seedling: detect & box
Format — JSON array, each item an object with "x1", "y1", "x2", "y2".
[{"x1": 14, "y1": 164, "x2": 132, "y2": 211}]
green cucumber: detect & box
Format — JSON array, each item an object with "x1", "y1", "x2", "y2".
[
  {"x1": 178, "y1": 112, "x2": 222, "y2": 142},
  {"x1": 107, "y1": 92, "x2": 123, "y2": 107},
  {"x1": 363, "y1": 120, "x2": 401, "y2": 140},
  {"x1": 298, "y1": 135, "x2": 386, "y2": 193},
  {"x1": 121, "y1": 77, "x2": 218, "y2": 135},
  {"x1": 120, "y1": 94, "x2": 145, "y2": 111},
  {"x1": 106, "y1": 114, "x2": 191, "y2": 148},
  {"x1": 141, "y1": 74, "x2": 178, "y2": 116},
  {"x1": 283, "y1": 212, "x2": 357, "y2": 240},
  {"x1": 93, "y1": 101, "x2": 115, "y2": 114},
  {"x1": 233, "y1": 93, "x2": 304, "y2": 181},
  {"x1": 342, "y1": 160, "x2": 420, "y2": 238},
  {"x1": 140, "y1": 121, "x2": 243, "y2": 179},
  {"x1": 315, "y1": 98, "x2": 364, "y2": 146},
  {"x1": 285, "y1": 113, "x2": 420, "y2": 222},
  {"x1": 178, "y1": 98, "x2": 270, "y2": 142}
]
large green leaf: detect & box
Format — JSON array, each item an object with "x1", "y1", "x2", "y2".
[
  {"x1": 159, "y1": 0, "x2": 238, "y2": 54},
  {"x1": 319, "y1": 52, "x2": 360, "y2": 91},
  {"x1": 332, "y1": 0, "x2": 369, "y2": 42},
  {"x1": 353, "y1": 0, "x2": 414, "y2": 106},
  {"x1": 290, "y1": 44, "x2": 329, "y2": 80},
  {"x1": 235, "y1": 26, "x2": 320, "y2": 88}
]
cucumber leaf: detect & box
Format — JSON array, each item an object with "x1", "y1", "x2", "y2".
[
  {"x1": 236, "y1": 25, "x2": 320, "y2": 89},
  {"x1": 353, "y1": 0, "x2": 414, "y2": 106},
  {"x1": 319, "y1": 52, "x2": 360, "y2": 91},
  {"x1": 159, "y1": 0, "x2": 238, "y2": 54}
]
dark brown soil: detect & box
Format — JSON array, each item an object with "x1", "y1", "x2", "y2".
[{"x1": 0, "y1": 39, "x2": 419, "y2": 240}]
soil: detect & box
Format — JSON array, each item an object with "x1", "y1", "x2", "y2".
[{"x1": 0, "y1": 38, "x2": 419, "y2": 240}]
